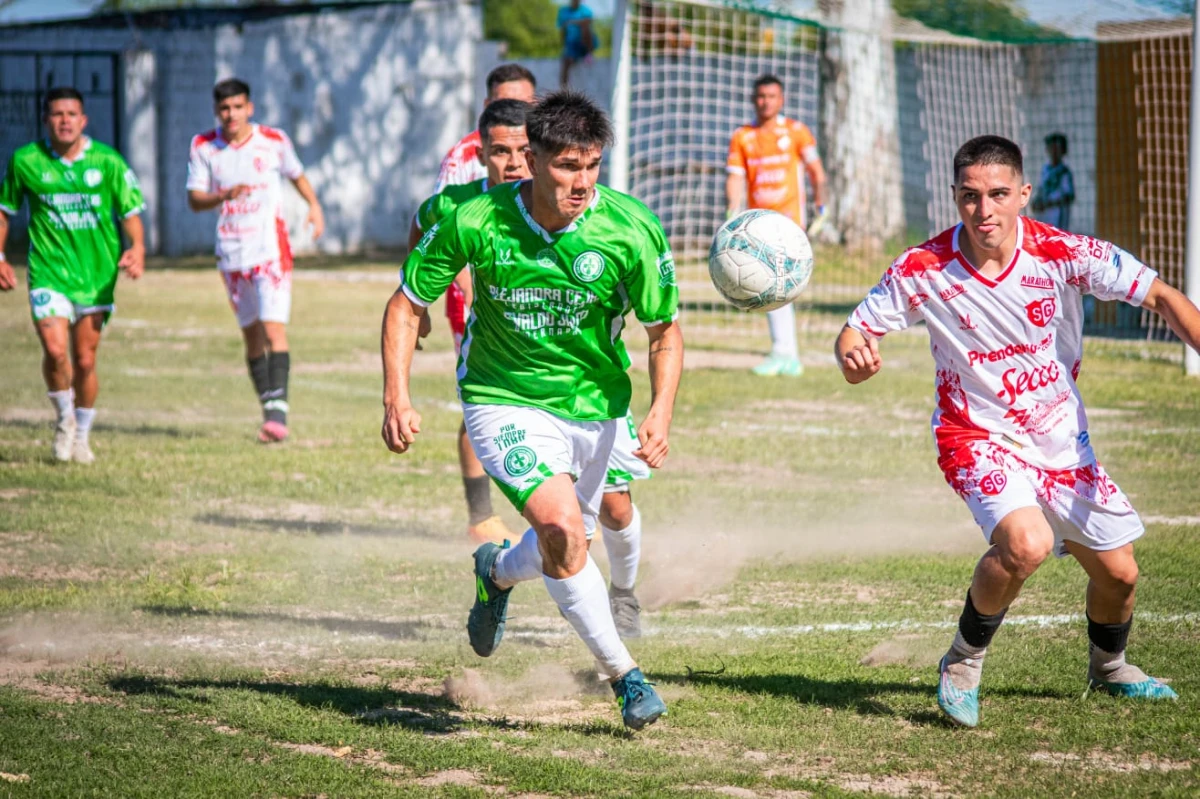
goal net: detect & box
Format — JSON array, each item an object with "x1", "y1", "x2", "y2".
[{"x1": 611, "y1": 1, "x2": 1193, "y2": 350}]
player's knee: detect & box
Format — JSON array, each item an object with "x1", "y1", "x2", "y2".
[
  {"x1": 536, "y1": 518, "x2": 586, "y2": 570},
  {"x1": 600, "y1": 493, "x2": 633, "y2": 530},
  {"x1": 73, "y1": 349, "x2": 97, "y2": 374},
  {"x1": 998, "y1": 529, "x2": 1054, "y2": 579},
  {"x1": 1101, "y1": 557, "x2": 1139, "y2": 594},
  {"x1": 42, "y1": 342, "x2": 69, "y2": 368}
]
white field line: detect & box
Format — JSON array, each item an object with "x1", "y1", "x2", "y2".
[{"x1": 508, "y1": 612, "x2": 1200, "y2": 642}]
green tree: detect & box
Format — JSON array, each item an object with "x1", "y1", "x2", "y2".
[
  {"x1": 484, "y1": 0, "x2": 562, "y2": 59},
  {"x1": 893, "y1": 0, "x2": 1064, "y2": 42}
]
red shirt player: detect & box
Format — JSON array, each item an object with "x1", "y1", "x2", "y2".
[{"x1": 837, "y1": 135, "x2": 1200, "y2": 728}]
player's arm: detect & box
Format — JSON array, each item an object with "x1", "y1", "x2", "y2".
[
  {"x1": 118, "y1": 214, "x2": 146, "y2": 280},
  {"x1": 0, "y1": 156, "x2": 22, "y2": 291},
  {"x1": 835, "y1": 324, "x2": 882, "y2": 384},
  {"x1": 188, "y1": 185, "x2": 250, "y2": 212},
  {"x1": 381, "y1": 288, "x2": 427, "y2": 453},
  {"x1": 725, "y1": 136, "x2": 746, "y2": 217},
  {"x1": 638, "y1": 320, "x2": 684, "y2": 468},
  {"x1": 1140, "y1": 279, "x2": 1200, "y2": 355},
  {"x1": 290, "y1": 174, "x2": 324, "y2": 240},
  {"x1": 805, "y1": 157, "x2": 828, "y2": 212}
]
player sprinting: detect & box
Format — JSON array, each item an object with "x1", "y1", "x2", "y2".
[
  {"x1": 382, "y1": 92, "x2": 682, "y2": 729},
  {"x1": 0, "y1": 87, "x2": 146, "y2": 464},
  {"x1": 410, "y1": 100, "x2": 653, "y2": 636},
  {"x1": 726, "y1": 74, "x2": 828, "y2": 378},
  {"x1": 836, "y1": 135, "x2": 1199, "y2": 727},
  {"x1": 186, "y1": 78, "x2": 325, "y2": 444}
]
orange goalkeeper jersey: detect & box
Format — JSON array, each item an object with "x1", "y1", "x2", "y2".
[{"x1": 727, "y1": 115, "x2": 819, "y2": 225}]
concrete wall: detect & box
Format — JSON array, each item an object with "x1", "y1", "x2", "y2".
[{"x1": 0, "y1": 0, "x2": 479, "y2": 257}]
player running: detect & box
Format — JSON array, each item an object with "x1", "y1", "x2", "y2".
[
  {"x1": 382, "y1": 92, "x2": 683, "y2": 729},
  {"x1": 726, "y1": 74, "x2": 828, "y2": 377},
  {"x1": 186, "y1": 78, "x2": 325, "y2": 444},
  {"x1": 836, "y1": 135, "x2": 1199, "y2": 728},
  {"x1": 0, "y1": 87, "x2": 146, "y2": 464}
]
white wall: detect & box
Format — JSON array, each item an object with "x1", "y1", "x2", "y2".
[{"x1": 0, "y1": 0, "x2": 479, "y2": 257}]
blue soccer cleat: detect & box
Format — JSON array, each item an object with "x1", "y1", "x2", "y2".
[
  {"x1": 612, "y1": 667, "x2": 667, "y2": 730},
  {"x1": 1090, "y1": 675, "x2": 1179, "y2": 701},
  {"x1": 466, "y1": 541, "x2": 511, "y2": 657},
  {"x1": 938, "y1": 655, "x2": 981, "y2": 728}
]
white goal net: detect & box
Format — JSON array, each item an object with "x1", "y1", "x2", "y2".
[{"x1": 611, "y1": 1, "x2": 1194, "y2": 350}]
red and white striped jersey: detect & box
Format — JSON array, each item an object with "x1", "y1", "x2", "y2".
[
  {"x1": 187, "y1": 124, "x2": 304, "y2": 271},
  {"x1": 848, "y1": 217, "x2": 1157, "y2": 471},
  {"x1": 434, "y1": 129, "x2": 486, "y2": 193}
]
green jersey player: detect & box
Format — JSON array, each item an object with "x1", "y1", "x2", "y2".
[
  {"x1": 0, "y1": 87, "x2": 146, "y2": 464},
  {"x1": 381, "y1": 92, "x2": 683, "y2": 730},
  {"x1": 406, "y1": 99, "x2": 532, "y2": 548}
]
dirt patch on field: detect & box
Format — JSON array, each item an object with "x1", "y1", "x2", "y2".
[
  {"x1": 443, "y1": 664, "x2": 611, "y2": 725},
  {"x1": 859, "y1": 635, "x2": 946, "y2": 668},
  {"x1": 416, "y1": 769, "x2": 482, "y2": 787},
  {"x1": 687, "y1": 787, "x2": 811, "y2": 799},
  {"x1": 0, "y1": 488, "x2": 37, "y2": 500},
  {"x1": 1030, "y1": 750, "x2": 1193, "y2": 773}
]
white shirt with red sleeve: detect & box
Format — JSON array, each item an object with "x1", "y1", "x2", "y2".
[
  {"x1": 186, "y1": 123, "x2": 305, "y2": 272},
  {"x1": 433, "y1": 129, "x2": 486, "y2": 193},
  {"x1": 848, "y1": 217, "x2": 1158, "y2": 471}
]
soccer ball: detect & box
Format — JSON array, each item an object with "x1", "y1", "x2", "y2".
[{"x1": 708, "y1": 209, "x2": 814, "y2": 312}]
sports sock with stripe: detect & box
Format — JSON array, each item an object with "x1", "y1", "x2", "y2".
[
  {"x1": 265, "y1": 351, "x2": 290, "y2": 425},
  {"x1": 944, "y1": 591, "x2": 1007, "y2": 691},
  {"x1": 1088, "y1": 615, "x2": 1149, "y2": 684},
  {"x1": 247, "y1": 355, "x2": 270, "y2": 420}
]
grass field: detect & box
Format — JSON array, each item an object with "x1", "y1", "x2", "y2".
[{"x1": 1, "y1": 263, "x2": 1198, "y2": 798}]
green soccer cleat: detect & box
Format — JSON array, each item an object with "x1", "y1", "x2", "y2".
[
  {"x1": 937, "y1": 655, "x2": 981, "y2": 728},
  {"x1": 1089, "y1": 674, "x2": 1178, "y2": 701},
  {"x1": 466, "y1": 541, "x2": 512, "y2": 657},
  {"x1": 612, "y1": 667, "x2": 667, "y2": 730},
  {"x1": 751, "y1": 355, "x2": 803, "y2": 377}
]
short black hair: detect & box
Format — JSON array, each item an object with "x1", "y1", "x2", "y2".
[
  {"x1": 953, "y1": 135, "x2": 1023, "y2": 182},
  {"x1": 43, "y1": 87, "x2": 84, "y2": 116},
  {"x1": 1044, "y1": 132, "x2": 1068, "y2": 154},
  {"x1": 753, "y1": 74, "x2": 783, "y2": 92},
  {"x1": 486, "y1": 63, "x2": 536, "y2": 96},
  {"x1": 478, "y1": 99, "x2": 531, "y2": 142},
  {"x1": 213, "y1": 78, "x2": 251, "y2": 104},
  {"x1": 525, "y1": 91, "x2": 613, "y2": 156}
]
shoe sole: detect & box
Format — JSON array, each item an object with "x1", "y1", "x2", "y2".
[{"x1": 624, "y1": 706, "x2": 665, "y2": 731}]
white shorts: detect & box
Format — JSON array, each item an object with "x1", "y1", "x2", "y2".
[
  {"x1": 29, "y1": 287, "x2": 113, "y2": 325},
  {"x1": 605, "y1": 410, "x2": 652, "y2": 493},
  {"x1": 940, "y1": 440, "x2": 1143, "y2": 557},
  {"x1": 221, "y1": 261, "x2": 292, "y2": 328},
  {"x1": 463, "y1": 403, "x2": 617, "y2": 538}
]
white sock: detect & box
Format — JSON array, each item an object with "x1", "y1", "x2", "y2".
[
  {"x1": 543, "y1": 555, "x2": 636, "y2": 681},
  {"x1": 74, "y1": 407, "x2": 96, "y2": 444},
  {"x1": 601, "y1": 504, "x2": 641, "y2": 591},
  {"x1": 766, "y1": 303, "x2": 798, "y2": 359},
  {"x1": 493, "y1": 528, "x2": 543, "y2": 589},
  {"x1": 48, "y1": 389, "x2": 74, "y2": 425}
]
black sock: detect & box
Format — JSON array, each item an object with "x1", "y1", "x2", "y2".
[
  {"x1": 265, "y1": 351, "x2": 290, "y2": 425},
  {"x1": 1087, "y1": 614, "x2": 1131, "y2": 654},
  {"x1": 248, "y1": 355, "x2": 270, "y2": 420},
  {"x1": 958, "y1": 590, "x2": 1008, "y2": 649},
  {"x1": 463, "y1": 475, "x2": 494, "y2": 525}
]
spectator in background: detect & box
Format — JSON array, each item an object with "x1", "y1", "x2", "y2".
[
  {"x1": 1031, "y1": 132, "x2": 1074, "y2": 230},
  {"x1": 559, "y1": 0, "x2": 598, "y2": 87}
]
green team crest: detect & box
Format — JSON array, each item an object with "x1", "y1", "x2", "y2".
[
  {"x1": 537, "y1": 248, "x2": 559, "y2": 270},
  {"x1": 572, "y1": 251, "x2": 605, "y2": 283},
  {"x1": 504, "y1": 445, "x2": 537, "y2": 476}
]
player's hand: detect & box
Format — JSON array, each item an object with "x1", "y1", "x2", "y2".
[
  {"x1": 118, "y1": 245, "x2": 145, "y2": 280},
  {"x1": 634, "y1": 411, "x2": 671, "y2": 468},
  {"x1": 841, "y1": 336, "x2": 882, "y2": 384},
  {"x1": 806, "y1": 205, "x2": 828, "y2": 238},
  {"x1": 381, "y1": 402, "x2": 421, "y2": 453},
  {"x1": 306, "y1": 204, "x2": 325, "y2": 240},
  {"x1": 224, "y1": 184, "x2": 252, "y2": 201},
  {"x1": 0, "y1": 259, "x2": 15, "y2": 291}
]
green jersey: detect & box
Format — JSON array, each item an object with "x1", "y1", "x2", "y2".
[
  {"x1": 403, "y1": 181, "x2": 678, "y2": 421},
  {"x1": 0, "y1": 137, "x2": 145, "y2": 306},
  {"x1": 415, "y1": 178, "x2": 488, "y2": 232}
]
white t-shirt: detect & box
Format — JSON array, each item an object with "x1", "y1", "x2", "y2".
[
  {"x1": 848, "y1": 217, "x2": 1157, "y2": 471},
  {"x1": 186, "y1": 124, "x2": 305, "y2": 271}
]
